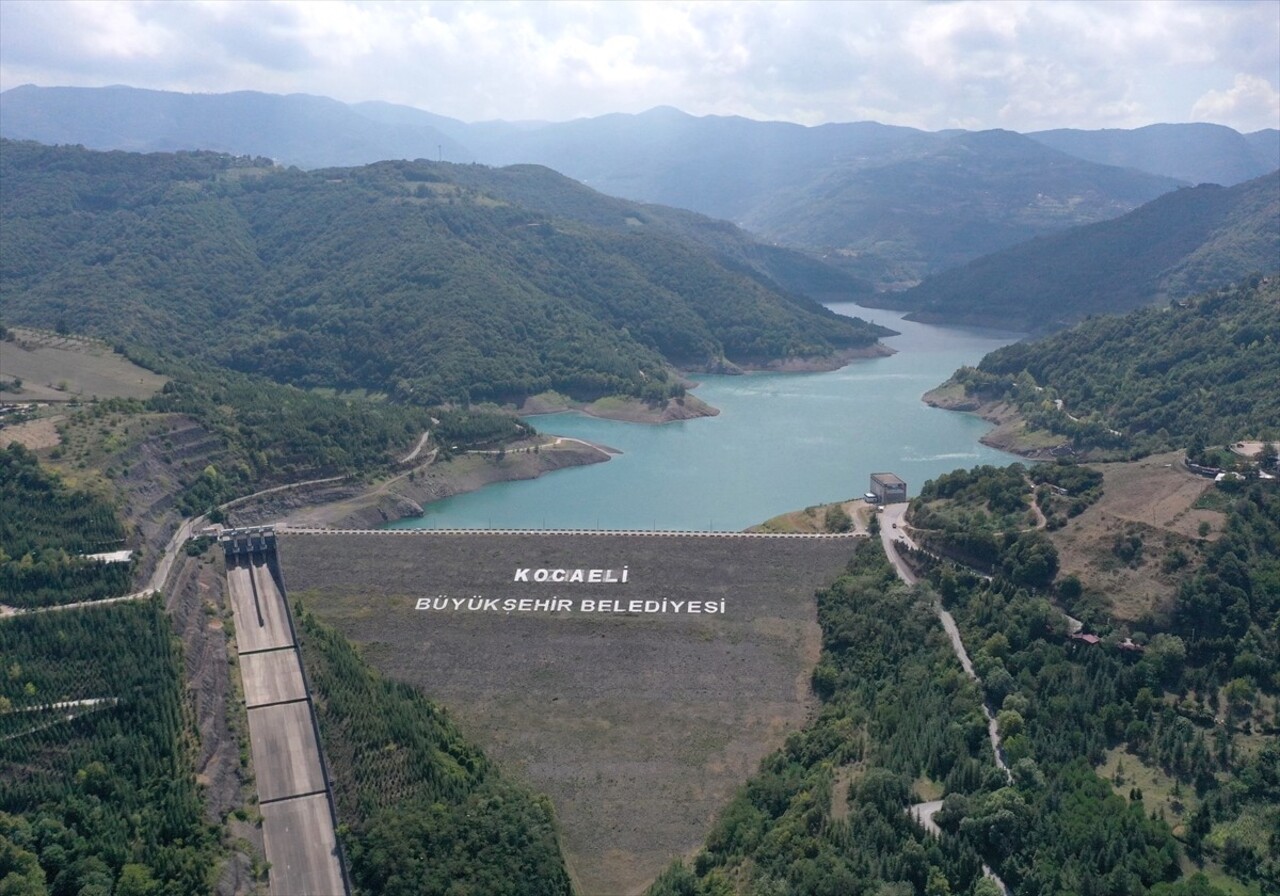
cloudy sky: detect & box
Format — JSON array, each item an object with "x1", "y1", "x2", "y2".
[{"x1": 2, "y1": 0, "x2": 1277, "y2": 133}]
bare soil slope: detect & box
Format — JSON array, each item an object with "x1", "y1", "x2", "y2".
[
  {"x1": 1048, "y1": 452, "x2": 1225, "y2": 620},
  {"x1": 280, "y1": 532, "x2": 860, "y2": 896}
]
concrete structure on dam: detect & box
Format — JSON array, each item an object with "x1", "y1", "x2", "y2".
[{"x1": 276, "y1": 527, "x2": 863, "y2": 895}]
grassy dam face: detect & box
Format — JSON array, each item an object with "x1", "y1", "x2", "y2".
[{"x1": 279, "y1": 531, "x2": 861, "y2": 896}]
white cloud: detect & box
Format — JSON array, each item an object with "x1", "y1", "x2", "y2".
[
  {"x1": 1192, "y1": 73, "x2": 1280, "y2": 131},
  {"x1": 1, "y1": 0, "x2": 1277, "y2": 132}
]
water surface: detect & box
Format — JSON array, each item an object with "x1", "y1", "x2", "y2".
[{"x1": 389, "y1": 304, "x2": 1022, "y2": 531}]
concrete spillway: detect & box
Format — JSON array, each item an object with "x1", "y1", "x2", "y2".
[{"x1": 224, "y1": 541, "x2": 348, "y2": 896}]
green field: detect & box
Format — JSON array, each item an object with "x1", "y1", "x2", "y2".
[{"x1": 1, "y1": 328, "x2": 167, "y2": 402}]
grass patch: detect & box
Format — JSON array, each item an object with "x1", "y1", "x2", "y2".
[
  {"x1": 1, "y1": 328, "x2": 167, "y2": 402},
  {"x1": 1098, "y1": 746, "x2": 1199, "y2": 835}
]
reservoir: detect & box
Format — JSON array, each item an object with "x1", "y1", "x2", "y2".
[{"x1": 388, "y1": 304, "x2": 1022, "y2": 531}]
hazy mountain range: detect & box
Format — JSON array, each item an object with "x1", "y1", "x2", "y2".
[{"x1": 5, "y1": 84, "x2": 1276, "y2": 291}]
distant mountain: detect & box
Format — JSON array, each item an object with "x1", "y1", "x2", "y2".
[
  {"x1": 442, "y1": 105, "x2": 947, "y2": 222},
  {"x1": 873, "y1": 172, "x2": 1279, "y2": 332},
  {"x1": 0, "y1": 140, "x2": 887, "y2": 406},
  {"x1": 0, "y1": 84, "x2": 469, "y2": 168},
  {"x1": 1245, "y1": 129, "x2": 1280, "y2": 173},
  {"x1": 734, "y1": 129, "x2": 1184, "y2": 287},
  {"x1": 1028, "y1": 123, "x2": 1280, "y2": 187},
  {"x1": 4, "y1": 84, "x2": 1243, "y2": 290}
]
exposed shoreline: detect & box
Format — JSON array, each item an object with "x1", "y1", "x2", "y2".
[
  {"x1": 226, "y1": 438, "x2": 615, "y2": 530},
  {"x1": 517, "y1": 391, "x2": 720, "y2": 424},
  {"x1": 230, "y1": 342, "x2": 902, "y2": 530},
  {"x1": 922, "y1": 382, "x2": 1069, "y2": 458},
  {"x1": 733, "y1": 342, "x2": 895, "y2": 372}
]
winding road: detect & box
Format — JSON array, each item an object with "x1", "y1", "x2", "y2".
[{"x1": 881, "y1": 502, "x2": 1011, "y2": 895}]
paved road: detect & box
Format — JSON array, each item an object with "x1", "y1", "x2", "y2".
[
  {"x1": 879, "y1": 503, "x2": 1008, "y2": 774},
  {"x1": 226, "y1": 554, "x2": 347, "y2": 896},
  {"x1": 878, "y1": 503, "x2": 918, "y2": 584}
]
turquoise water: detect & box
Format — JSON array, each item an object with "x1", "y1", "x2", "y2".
[{"x1": 388, "y1": 304, "x2": 1022, "y2": 531}]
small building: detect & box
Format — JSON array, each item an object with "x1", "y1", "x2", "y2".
[
  {"x1": 863, "y1": 492, "x2": 879, "y2": 504},
  {"x1": 869, "y1": 472, "x2": 907, "y2": 504}
]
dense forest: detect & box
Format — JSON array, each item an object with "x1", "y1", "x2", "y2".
[
  {"x1": 295, "y1": 609, "x2": 572, "y2": 896},
  {"x1": 0, "y1": 443, "x2": 134, "y2": 608},
  {"x1": 1, "y1": 139, "x2": 887, "y2": 407},
  {"x1": 942, "y1": 276, "x2": 1280, "y2": 456},
  {"x1": 879, "y1": 174, "x2": 1278, "y2": 332},
  {"x1": 923, "y1": 481, "x2": 1280, "y2": 895},
  {"x1": 0, "y1": 600, "x2": 226, "y2": 895},
  {"x1": 0, "y1": 442, "x2": 229, "y2": 893}
]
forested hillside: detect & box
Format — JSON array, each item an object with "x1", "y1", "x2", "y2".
[
  {"x1": 1, "y1": 140, "x2": 884, "y2": 407},
  {"x1": 0, "y1": 443, "x2": 233, "y2": 891},
  {"x1": 882, "y1": 174, "x2": 1279, "y2": 332},
  {"x1": 0, "y1": 601, "x2": 229, "y2": 895},
  {"x1": 940, "y1": 276, "x2": 1280, "y2": 456}
]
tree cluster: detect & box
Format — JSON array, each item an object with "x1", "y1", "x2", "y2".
[{"x1": 0, "y1": 601, "x2": 223, "y2": 895}]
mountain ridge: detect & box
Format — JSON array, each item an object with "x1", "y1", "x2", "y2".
[{"x1": 8, "y1": 84, "x2": 1262, "y2": 291}]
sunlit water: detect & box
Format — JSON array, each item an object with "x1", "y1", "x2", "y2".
[{"x1": 387, "y1": 304, "x2": 1023, "y2": 531}]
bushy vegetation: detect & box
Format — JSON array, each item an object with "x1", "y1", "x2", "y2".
[
  {"x1": 0, "y1": 443, "x2": 134, "y2": 608},
  {"x1": 932, "y1": 494, "x2": 1279, "y2": 892},
  {"x1": 1, "y1": 140, "x2": 884, "y2": 408},
  {"x1": 947, "y1": 275, "x2": 1280, "y2": 456},
  {"x1": 908, "y1": 464, "x2": 1065, "y2": 587},
  {"x1": 1030, "y1": 460, "x2": 1105, "y2": 527},
  {"x1": 296, "y1": 610, "x2": 571, "y2": 896},
  {"x1": 0, "y1": 601, "x2": 223, "y2": 895}
]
